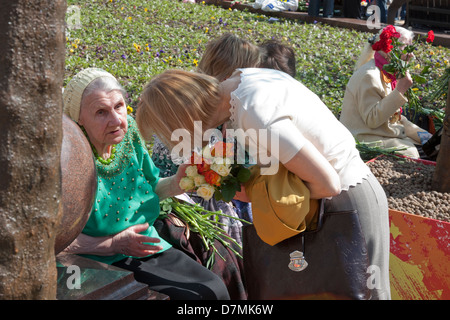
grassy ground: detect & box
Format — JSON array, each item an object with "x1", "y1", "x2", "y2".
[{"x1": 65, "y1": 0, "x2": 449, "y2": 120}]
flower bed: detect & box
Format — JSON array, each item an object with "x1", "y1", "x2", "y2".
[{"x1": 65, "y1": 0, "x2": 450, "y2": 120}]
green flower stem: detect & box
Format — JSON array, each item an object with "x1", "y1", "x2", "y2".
[
  {"x1": 159, "y1": 197, "x2": 250, "y2": 269},
  {"x1": 356, "y1": 139, "x2": 407, "y2": 161}
]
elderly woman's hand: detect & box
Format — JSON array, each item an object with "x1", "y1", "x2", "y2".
[
  {"x1": 173, "y1": 163, "x2": 190, "y2": 192},
  {"x1": 401, "y1": 52, "x2": 415, "y2": 63},
  {"x1": 154, "y1": 163, "x2": 189, "y2": 200},
  {"x1": 111, "y1": 223, "x2": 163, "y2": 257},
  {"x1": 396, "y1": 71, "x2": 413, "y2": 95}
]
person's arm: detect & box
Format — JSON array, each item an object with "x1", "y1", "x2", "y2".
[
  {"x1": 357, "y1": 72, "x2": 409, "y2": 129},
  {"x1": 154, "y1": 163, "x2": 188, "y2": 201},
  {"x1": 283, "y1": 139, "x2": 341, "y2": 199},
  {"x1": 400, "y1": 116, "x2": 428, "y2": 144},
  {"x1": 250, "y1": 116, "x2": 341, "y2": 199},
  {"x1": 63, "y1": 223, "x2": 162, "y2": 257}
]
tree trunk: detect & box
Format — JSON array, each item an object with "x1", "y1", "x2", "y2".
[
  {"x1": 432, "y1": 81, "x2": 450, "y2": 193},
  {"x1": 0, "y1": 0, "x2": 66, "y2": 299}
]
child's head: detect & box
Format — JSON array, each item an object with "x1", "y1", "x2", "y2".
[
  {"x1": 258, "y1": 40, "x2": 296, "y2": 77},
  {"x1": 198, "y1": 33, "x2": 261, "y2": 81}
]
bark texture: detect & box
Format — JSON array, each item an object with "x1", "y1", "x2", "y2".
[
  {"x1": 0, "y1": 0, "x2": 66, "y2": 299},
  {"x1": 432, "y1": 81, "x2": 450, "y2": 193}
]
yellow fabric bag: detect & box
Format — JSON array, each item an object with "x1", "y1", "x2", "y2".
[{"x1": 244, "y1": 164, "x2": 319, "y2": 246}]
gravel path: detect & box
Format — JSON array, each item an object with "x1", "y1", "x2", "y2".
[{"x1": 367, "y1": 156, "x2": 450, "y2": 222}]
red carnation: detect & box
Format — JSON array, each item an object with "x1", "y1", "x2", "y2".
[
  {"x1": 426, "y1": 30, "x2": 434, "y2": 43},
  {"x1": 372, "y1": 37, "x2": 393, "y2": 53},
  {"x1": 379, "y1": 25, "x2": 399, "y2": 41},
  {"x1": 372, "y1": 25, "x2": 398, "y2": 53}
]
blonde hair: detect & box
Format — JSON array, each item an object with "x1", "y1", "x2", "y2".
[
  {"x1": 354, "y1": 26, "x2": 415, "y2": 71},
  {"x1": 136, "y1": 69, "x2": 221, "y2": 149},
  {"x1": 198, "y1": 33, "x2": 261, "y2": 81}
]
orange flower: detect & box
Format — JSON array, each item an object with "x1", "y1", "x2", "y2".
[
  {"x1": 203, "y1": 170, "x2": 221, "y2": 187},
  {"x1": 211, "y1": 141, "x2": 234, "y2": 158},
  {"x1": 196, "y1": 160, "x2": 210, "y2": 174}
]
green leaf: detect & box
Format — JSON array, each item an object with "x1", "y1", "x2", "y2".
[
  {"x1": 236, "y1": 167, "x2": 251, "y2": 183},
  {"x1": 420, "y1": 65, "x2": 431, "y2": 75},
  {"x1": 220, "y1": 181, "x2": 238, "y2": 202},
  {"x1": 214, "y1": 190, "x2": 224, "y2": 201},
  {"x1": 383, "y1": 64, "x2": 397, "y2": 74},
  {"x1": 412, "y1": 74, "x2": 427, "y2": 84}
]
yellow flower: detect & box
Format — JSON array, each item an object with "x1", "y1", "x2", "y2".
[
  {"x1": 179, "y1": 177, "x2": 195, "y2": 191},
  {"x1": 193, "y1": 59, "x2": 198, "y2": 66},
  {"x1": 193, "y1": 175, "x2": 207, "y2": 187},
  {"x1": 414, "y1": 64, "x2": 420, "y2": 69},
  {"x1": 128, "y1": 17, "x2": 132, "y2": 21},
  {"x1": 144, "y1": 8, "x2": 148, "y2": 12},
  {"x1": 211, "y1": 162, "x2": 232, "y2": 177},
  {"x1": 412, "y1": 88, "x2": 419, "y2": 92},
  {"x1": 185, "y1": 165, "x2": 199, "y2": 178},
  {"x1": 69, "y1": 49, "x2": 74, "y2": 53},
  {"x1": 121, "y1": 6, "x2": 124, "y2": 10},
  {"x1": 435, "y1": 62, "x2": 441, "y2": 67},
  {"x1": 127, "y1": 106, "x2": 133, "y2": 114},
  {"x1": 196, "y1": 184, "x2": 215, "y2": 201},
  {"x1": 205, "y1": 27, "x2": 209, "y2": 33}
]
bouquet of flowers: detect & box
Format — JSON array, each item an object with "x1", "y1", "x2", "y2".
[
  {"x1": 372, "y1": 26, "x2": 435, "y2": 117},
  {"x1": 179, "y1": 141, "x2": 252, "y2": 202}
]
